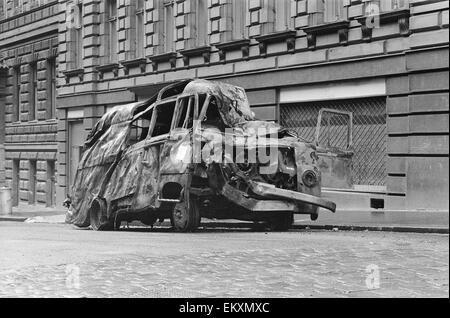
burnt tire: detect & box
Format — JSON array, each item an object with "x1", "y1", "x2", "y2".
[
  {"x1": 89, "y1": 198, "x2": 113, "y2": 231},
  {"x1": 268, "y1": 213, "x2": 294, "y2": 231},
  {"x1": 172, "y1": 193, "x2": 201, "y2": 232}
]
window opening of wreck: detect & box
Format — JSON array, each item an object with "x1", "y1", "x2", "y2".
[
  {"x1": 128, "y1": 107, "x2": 154, "y2": 145},
  {"x1": 128, "y1": 118, "x2": 151, "y2": 145},
  {"x1": 201, "y1": 95, "x2": 223, "y2": 130},
  {"x1": 174, "y1": 96, "x2": 196, "y2": 129},
  {"x1": 151, "y1": 100, "x2": 176, "y2": 137}
]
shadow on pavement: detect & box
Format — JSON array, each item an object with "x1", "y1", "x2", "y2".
[{"x1": 114, "y1": 220, "x2": 291, "y2": 234}]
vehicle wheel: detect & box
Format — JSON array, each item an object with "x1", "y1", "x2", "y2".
[
  {"x1": 89, "y1": 198, "x2": 113, "y2": 231},
  {"x1": 268, "y1": 213, "x2": 294, "y2": 231},
  {"x1": 172, "y1": 192, "x2": 200, "y2": 232}
]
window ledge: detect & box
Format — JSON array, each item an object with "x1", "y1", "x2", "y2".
[
  {"x1": 148, "y1": 52, "x2": 178, "y2": 71},
  {"x1": 254, "y1": 30, "x2": 297, "y2": 55},
  {"x1": 215, "y1": 39, "x2": 251, "y2": 61},
  {"x1": 179, "y1": 46, "x2": 211, "y2": 66},
  {"x1": 356, "y1": 9, "x2": 410, "y2": 24},
  {"x1": 62, "y1": 68, "x2": 84, "y2": 83},
  {"x1": 95, "y1": 63, "x2": 120, "y2": 79},
  {"x1": 254, "y1": 30, "x2": 297, "y2": 43},
  {"x1": 302, "y1": 20, "x2": 350, "y2": 35},
  {"x1": 120, "y1": 58, "x2": 147, "y2": 75},
  {"x1": 356, "y1": 9, "x2": 411, "y2": 41},
  {"x1": 0, "y1": 62, "x2": 8, "y2": 72},
  {"x1": 302, "y1": 20, "x2": 350, "y2": 49}
]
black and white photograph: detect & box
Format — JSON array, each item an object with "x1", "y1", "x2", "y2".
[{"x1": 0, "y1": 0, "x2": 448, "y2": 305}]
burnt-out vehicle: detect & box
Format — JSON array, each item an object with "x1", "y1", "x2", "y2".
[{"x1": 65, "y1": 79, "x2": 341, "y2": 232}]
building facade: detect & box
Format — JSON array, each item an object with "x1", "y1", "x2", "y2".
[
  {"x1": 0, "y1": 0, "x2": 60, "y2": 208},
  {"x1": 1, "y1": 0, "x2": 448, "y2": 224}
]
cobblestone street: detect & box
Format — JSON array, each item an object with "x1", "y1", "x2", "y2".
[{"x1": 0, "y1": 222, "x2": 448, "y2": 298}]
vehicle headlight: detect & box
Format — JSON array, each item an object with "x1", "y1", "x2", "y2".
[{"x1": 302, "y1": 170, "x2": 318, "y2": 187}]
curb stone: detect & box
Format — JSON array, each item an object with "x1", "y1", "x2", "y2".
[
  {"x1": 0, "y1": 216, "x2": 28, "y2": 222},
  {"x1": 0, "y1": 216, "x2": 448, "y2": 234}
]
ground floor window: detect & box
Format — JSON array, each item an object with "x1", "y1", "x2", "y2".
[
  {"x1": 7, "y1": 157, "x2": 57, "y2": 207},
  {"x1": 280, "y1": 97, "x2": 387, "y2": 188}
]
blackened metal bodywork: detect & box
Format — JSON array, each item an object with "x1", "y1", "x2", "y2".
[
  {"x1": 65, "y1": 79, "x2": 341, "y2": 232},
  {"x1": 315, "y1": 109, "x2": 354, "y2": 190}
]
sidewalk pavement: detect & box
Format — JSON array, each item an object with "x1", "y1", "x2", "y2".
[
  {"x1": 0, "y1": 204, "x2": 67, "y2": 223},
  {"x1": 1, "y1": 204, "x2": 448, "y2": 234},
  {"x1": 294, "y1": 210, "x2": 449, "y2": 234}
]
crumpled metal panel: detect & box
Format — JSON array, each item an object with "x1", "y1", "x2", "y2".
[
  {"x1": 294, "y1": 142, "x2": 321, "y2": 215},
  {"x1": 66, "y1": 108, "x2": 134, "y2": 227},
  {"x1": 133, "y1": 147, "x2": 160, "y2": 209},
  {"x1": 160, "y1": 133, "x2": 192, "y2": 174},
  {"x1": 183, "y1": 79, "x2": 255, "y2": 127},
  {"x1": 102, "y1": 144, "x2": 160, "y2": 211},
  {"x1": 103, "y1": 150, "x2": 142, "y2": 201},
  {"x1": 317, "y1": 150, "x2": 353, "y2": 189},
  {"x1": 66, "y1": 79, "x2": 336, "y2": 227},
  {"x1": 84, "y1": 102, "x2": 142, "y2": 149},
  {"x1": 66, "y1": 165, "x2": 110, "y2": 227}
]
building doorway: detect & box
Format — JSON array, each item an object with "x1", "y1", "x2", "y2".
[
  {"x1": 28, "y1": 160, "x2": 37, "y2": 205},
  {"x1": 46, "y1": 160, "x2": 56, "y2": 207},
  {"x1": 68, "y1": 120, "x2": 85, "y2": 192},
  {"x1": 12, "y1": 159, "x2": 19, "y2": 207}
]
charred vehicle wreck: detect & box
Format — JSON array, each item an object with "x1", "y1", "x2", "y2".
[{"x1": 65, "y1": 79, "x2": 340, "y2": 232}]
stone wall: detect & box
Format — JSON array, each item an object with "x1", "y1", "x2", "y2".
[
  {"x1": 22, "y1": 0, "x2": 450, "y2": 212},
  {"x1": 0, "y1": 0, "x2": 60, "y2": 207}
]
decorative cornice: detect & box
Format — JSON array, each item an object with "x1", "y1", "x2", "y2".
[
  {"x1": 356, "y1": 9, "x2": 411, "y2": 42},
  {"x1": 28, "y1": 52, "x2": 39, "y2": 64},
  {"x1": 302, "y1": 20, "x2": 350, "y2": 49},
  {"x1": 96, "y1": 63, "x2": 120, "y2": 79},
  {"x1": 11, "y1": 56, "x2": 22, "y2": 68},
  {"x1": 0, "y1": 59, "x2": 7, "y2": 76},
  {"x1": 215, "y1": 39, "x2": 251, "y2": 62},
  {"x1": 377, "y1": 9, "x2": 410, "y2": 24},
  {"x1": 46, "y1": 47, "x2": 58, "y2": 60},
  {"x1": 254, "y1": 30, "x2": 297, "y2": 55},
  {"x1": 302, "y1": 20, "x2": 350, "y2": 35},
  {"x1": 148, "y1": 52, "x2": 178, "y2": 71},
  {"x1": 62, "y1": 68, "x2": 84, "y2": 83},
  {"x1": 120, "y1": 58, "x2": 147, "y2": 75},
  {"x1": 179, "y1": 46, "x2": 211, "y2": 67}
]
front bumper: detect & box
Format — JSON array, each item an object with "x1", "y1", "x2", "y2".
[{"x1": 220, "y1": 181, "x2": 336, "y2": 214}]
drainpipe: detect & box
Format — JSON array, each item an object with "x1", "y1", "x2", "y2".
[{"x1": 0, "y1": 62, "x2": 7, "y2": 187}]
